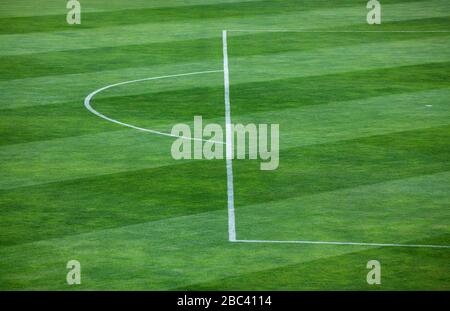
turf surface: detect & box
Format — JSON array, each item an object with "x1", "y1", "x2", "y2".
[{"x1": 0, "y1": 0, "x2": 449, "y2": 290}]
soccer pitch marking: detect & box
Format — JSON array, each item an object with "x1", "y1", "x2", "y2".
[
  {"x1": 233, "y1": 240, "x2": 450, "y2": 249},
  {"x1": 223, "y1": 30, "x2": 237, "y2": 242},
  {"x1": 83, "y1": 30, "x2": 450, "y2": 250},
  {"x1": 222, "y1": 29, "x2": 450, "y2": 249},
  {"x1": 228, "y1": 30, "x2": 450, "y2": 33},
  {"x1": 84, "y1": 70, "x2": 225, "y2": 144}
]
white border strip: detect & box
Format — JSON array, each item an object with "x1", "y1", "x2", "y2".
[
  {"x1": 84, "y1": 70, "x2": 225, "y2": 144},
  {"x1": 234, "y1": 239, "x2": 450, "y2": 249},
  {"x1": 228, "y1": 30, "x2": 450, "y2": 33},
  {"x1": 223, "y1": 30, "x2": 237, "y2": 242}
]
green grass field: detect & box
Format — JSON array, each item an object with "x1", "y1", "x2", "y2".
[{"x1": 0, "y1": 0, "x2": 449, "y2": 290}]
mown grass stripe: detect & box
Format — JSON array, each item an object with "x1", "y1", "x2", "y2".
[
  {"x1": 1, "y1": 87, "x2": 448, "y2": 190},
  {"x1": 0, "y1": 0, "x2": 264, "y2": 18},
  {"x1": 0, "y1": 0, "x2": 357, "y2": 35},
  {"x1": 177, "y1": 234, "x2": 450, "y2": 290},
  {"x1": 1, "y1": 124, "x2": 448, "y2": 246},
  {"x1": 1, "y1": 0, "x2": 447, "y2": 56},
  {"x1": 1, "y1": 35, "x2": 448, "y2": 110},
  {"x1": 1, "y1": 21, "x2": 449, "y2": 81},
  {"x1": 0, "y1": 172, "x2": 447, "y2": 290}
]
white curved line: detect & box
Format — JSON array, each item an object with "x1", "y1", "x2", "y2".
[{"x1": 84, "y1": 70, "x2": 225, "y2": 144}]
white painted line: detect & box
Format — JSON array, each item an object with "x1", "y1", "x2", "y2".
[
  {"x1": 228, "y1": 29, "x2": 450, "y2": 33},
  {"x1": 224, "y1": 30, "x2": 450, "y2": 250},
  {"x1": 84, "y1": 70, "x2": 225, "y2": 144},
  {"x1": 234, "y1": 239, "x2": 450, "y2": 249},
  {"x1": 223, "y1": 30, "x2": 237, "y2": 242},
  {"x1": 83, "y1": 33, "x2": 449, "y2": 250}
]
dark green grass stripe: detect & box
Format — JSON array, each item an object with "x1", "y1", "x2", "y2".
[
  {"x1": 86, "y1": 62, "x2": 450, "y2": 132},
  {"x1": 229, "y1": 61, "x2": 450, "y2": 114},
  {"x1": 0, "y1": 125, "x2": 448, "y2": 246},
  {"x1": 0, "y1": 37, "x2": 223, "y2": 81},
  {"x1": 177, "y1": 234, "x2": 450, "y2": 290},
  {"x1": 0, "y1": 1, "x2": 308, "y2": 34},
  {"x1": 0, "y1": 159, "x2": 226, "y2": 247},
  {"x1": 2, "y1": 26, "x2": 448, "y2": 81},
  {"x1": 0, "y1": 0, "x2": 296, "y2": 34},
  {"x1": 233, "y1": 125, "x2": 450, "y2": 206},
  {"x1": 0, "y1": 62, "x2": 448, "y2": 147},
  {"x1": 0, "y1": 0, "x2": 389, "y2": 35},
  {"x1": 0, "y1": 100, "x2": 120, "y2": 147},
  {"x1": 331, "y1": 16, "x2": 450, "y2": 32}
]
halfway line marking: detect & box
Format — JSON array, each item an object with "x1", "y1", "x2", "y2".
[{"x1": 223, "y1": 30, "x2": 237, "y2": 242}]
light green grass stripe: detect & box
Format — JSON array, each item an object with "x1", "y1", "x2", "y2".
[
  {"x1": 0, "y1": 89, "x2": 448, "y2": 190},
  {"x1": 0, "y1": 172, "x2": 447, "y2": 290},
  {"x1": 0, "y1": 130, "x2": 176, "y2": 190},
  {"x1": 0, "y1": 0, "x2": 426, "y2": 37},
  {"x1": 0, "y1": 0, "x2": 263, "y2": 18},
  {"x1": 0, "y1": 61, "x2": 446, "y2": 148},
  {"x1": 0, "y1": 0, "x2": 447, "y2": 56},
  {"x1": 1, "y1": 26, "x2": 447, "y2": 82},
  {"x1": 0, "y1": 209, "x2": 367, "y2": 290},
  {"x1": 176, "y1": 234, "x2": 450, "y2": 290},
  {"x1": 0, "y1": 61, "x2": 223, "y2": 110},
  {"x1": 235, "y1": 171, "x2": 450, "y2": 242},
  {"x1": 230, "y1": 36, "x2": 450, "y2": 83},
  {"x1": 1, "y1": 35, "x2": 449, "y2": 110},
  {"x1": 233, "y1": 88, "x2": 450, "y2": 150}
]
